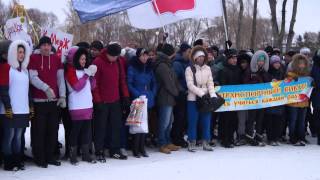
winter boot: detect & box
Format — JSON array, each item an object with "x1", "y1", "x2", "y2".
[
  {"x1": 69, "y1": 146, "x2": 78, "y2": 165},
  {"x1": 202, "y1": 141, "x2": 213, "y2": 151},
  {"x1": 188, "y1": 141, "x2": 197, "y2": 152},
  {"x1": 96, "y1": 151, "x2": 106, "y2": 163},
  {"x1": 245, "y1": 134, "x2": 259, "y2": 146},
  {"x1": 3, "y1": 155, "x2": 18, "y2": 171},
  {"x1": 159, "y1": 146, "x2": 171, "y2": 154},
  {"x1": 235, "y1": 135, "x2": 247, "y2": 146},
  {"x1": 132, "y1": 134, "x2": 141, "y2": 158},
  {"x1": 165, "y1": 144, "x2": 181, "y2": 151},
  {"x1": 139, "y1": 135, "x2": 148, "y2": 157},
  {"x1": 15, "y1": 154, "x2": 25, "y2": 170},
  {"x1": 81, "y1": 145, "x2": 96, "y2": 164}
]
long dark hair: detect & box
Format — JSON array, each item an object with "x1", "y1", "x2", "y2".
[{"x1": 73, "y1": 48, "x2": 89, "y2": 70}]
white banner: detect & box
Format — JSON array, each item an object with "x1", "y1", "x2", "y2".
[
  {"x1": 127, "y1": 0, "x2": 222, "y2": 29},
  {"x1": 4, "y1": 17, "x2": 33, "y2": 48}
]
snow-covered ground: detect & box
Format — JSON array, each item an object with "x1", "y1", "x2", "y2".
[{"x1": 2, "y1": 125, "x2": 320, "y2": 180}]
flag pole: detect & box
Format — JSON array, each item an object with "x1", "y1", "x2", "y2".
[
  {"x1": 221, "y1": 0, "x2": 229, "y2": 49},
  {"x1": 152, "y1": 0, "x2": 168, "y2": 41}
]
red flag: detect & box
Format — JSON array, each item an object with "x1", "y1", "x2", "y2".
[{"x1": 152, "y1": 0, "x2": 195, "y2": 14}]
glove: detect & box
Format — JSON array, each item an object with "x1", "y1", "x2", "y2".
[
  {"x1": 84, "y1": 65, "x2": 97, "y2": 77},
  {"x1": 29, "y1": 107, "x2": 35, "y2": 119},
  {"x1": 5, "y1": 108, "x2": 13, "y2": 119},
  {"x1": 45, "y1": 88, "x2": 56, "y2": 101},
  {"x1": 57, "y1": 97, "x2": 67, "y2": 108},
  {"x1": 225, "y1": 40, "x2": 232, "y2": 49}
]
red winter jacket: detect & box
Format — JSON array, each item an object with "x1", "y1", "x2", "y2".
[{"x1": 92, "y1": 49, "x2": 129, "y2": 103}]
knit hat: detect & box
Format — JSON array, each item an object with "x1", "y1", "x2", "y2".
[
  {"x1": 257, "y1": 54, "x2": 266, "y2": 62},
  {"x1": 270, "y1": 55, "x2": 281, "y2": 65},
  {"x1": 91, "y1": 40, "x2": 104, "y2": 50},
  {"x1": 264, "y1": 45, "x2": 273, "y2": 55},
  {"x1": 161, "y1": 43, "x2": 175, "y2": 56},
  {"x1": 136, "y1": 48, "x2": 149, "y2": 57},
  {"x1": 107, "y1": 43, "x2": 122, "y2": 56},
  {"x1": 38, "y1": 36, "x2": 52, "y2": 47},
  {"x1": 179, "y1": 43, "x2": 191, "y2": 54},
  {"x1": 238, "y1": 53, "x2": 251, "y2": 64},
  {"x1": 193, "y1": 50, "x2": 206, "y2": 60},
  {"x1": 225, "y1": 48, "x2": 237, "y2": 59}
]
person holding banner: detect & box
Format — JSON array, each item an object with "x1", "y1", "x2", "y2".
[
  {"x1": 127, "y1": 48, "x2": 157, "y2": 158},
  {"x1": 185, "y1": 46, "x2": 217, "y2": 152},
  {"x1": 243, "y1": 50, "x2": 271, "y2": 146},
  {"x1": 28, "y1": 36, "x2": 66, "y2": 168},
  {"x1": 217, "y1": 49, "x2": 241, "y2": 148},
  {"x1": 0, "y1": 40, "x2": 31, "y2": 171},
  {"x1": 265, "y1": 55, "x2": 285, "y2": 146},
  {"x1": 65, "y1": 47, "x2": 97, "y2": 165},
  {"x1": 0, "y1": 40, "x2": 12, "y2": 167},
  {"x1": 286, "y1": 54, "x2": 310, "y2": 146},
  {"x1": 311, "y1": 49, "x2": 320, "y2": 145}
]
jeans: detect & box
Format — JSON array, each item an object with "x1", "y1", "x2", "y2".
[
  {"x1": 187, "y1": 101, "x2": 211, "y2": 141},
  {"x1": 288, "y1": 107, "x2": 307, "y2": 142},
  {"x1": 2, "y1": 128, "x2": 24, "y2": 155},
  {"x1": 157, "y1": 106, "x2": 174, "y2": 146}
]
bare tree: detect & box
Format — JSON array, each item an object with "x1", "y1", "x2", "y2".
[
  {"x1": 236, "y1": 0, "x2": 244, "y2": 49},
  {"x1": 250, "y1": 0, "x2": 258, "y2": 49},
  {"x1": 269, "y1": 0, "x2": 288, "y2": 49},
  {"x1": 286, "y1": 0, "x2": 298, "y2": 50}
]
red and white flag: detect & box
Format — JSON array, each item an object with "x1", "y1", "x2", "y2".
[{"x1": 127, "y1": 0, "x2": 222, "y2": 29}]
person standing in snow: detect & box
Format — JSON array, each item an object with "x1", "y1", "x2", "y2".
[
  {"x1": 127, "y1": 48, "x2": 157, "y2": 158},
  {"x1": 185, "y1": 46, "x2": 217, "y2": 152},
  {"x1": 28, "y1": 36, "x2": 66, "y2": 168},
  {"x1": 0, "y1": 40, "x2": 32, "y2": 171},
  {"x1": 286, "y1": 54, "x2": 311, "y2": 146},
  {"x1": 65, "y1": 47, "x2": 97, "y2": 165}
]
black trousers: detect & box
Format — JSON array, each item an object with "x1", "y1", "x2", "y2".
[
  {"x1": 246, "y1": 109, "x2": 264, "y2": 136},
  {"x1": 69, "y1": 120, "x2": 92, "y2": 147},
  {"x1": 313, "y1": 109, "x2": 320, "y2": 137},
  {"x1": 132, "y1": 133, "x2": 146, "y2": 153},
  {"x1": 219, "y1": 111, "x2": 237, "y2": 144},
  {"x1": 32, "y1": 102, "x2": 60, "y2": 164},
  {"x1": 171, "y1": 98, "x2": 187, "y2": 144},
  {"x1": 93, "y1": 102, "x2": 122, "y2": 154},
  {"x1": 265, "y1": 114, "x2": 283, "y2": 141}
]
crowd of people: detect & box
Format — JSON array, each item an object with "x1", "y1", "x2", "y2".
[{"x1": 0, "y1": 36, "x2": 319, "y2": 172}]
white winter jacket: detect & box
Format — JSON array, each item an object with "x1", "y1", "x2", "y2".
[{"x1": 185, "y1": 64, "x2": 217, "y2": 101}]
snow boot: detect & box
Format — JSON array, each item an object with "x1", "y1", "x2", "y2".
[
  {"x1": 202, "y1": 141, "x2": 213, "y2": 151},
  {"x1": 96, "y1": 151, "x2": 106, "y2": 163},
  {"x1": 188, "y1": 141, "x2": 197, "y2": 152},
  {"x1": 82, "y1": 145, "x2": 96, "y2": 164},
  {"x1": 69, "y1": 146, "x2": 78, "y2": 165},
  {"x1": 3, "y1": 155, "x2": 18, "y2": 171}
]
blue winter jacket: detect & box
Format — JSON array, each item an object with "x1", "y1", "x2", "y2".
[
  {"x1": 127, "y1": 56, "x2": 158, "y2": 108},
  {"x1": 172, "y1": 54, "x2": 190, "y2": 92}
]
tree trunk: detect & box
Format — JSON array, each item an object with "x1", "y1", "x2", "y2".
[
  {"x1": 268, "y1": 0, "x2": 279, "y2": 47},
  {"x1": 278, "y1": 0, "x2": 287, "y2": 49},
  {"x1": 236, "y1": 0, "x2": 244, "y2": 49},
  {"x1": 250, "y1": 0, "x2": 258, "y2": 50},
  {"x1": 286, "y1": 0, "x2": 298, "y2": 51}
]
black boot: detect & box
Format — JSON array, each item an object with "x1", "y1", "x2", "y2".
[
  {"x1": 132, "y1": 134, "x2": 141, "y2": 158},
  {"x1": 15, "y1": 154, "x2": 25, "y2": 170},
  {"x1": 81, "y1": 145, "x2": 96, "y2": 164},
  {"x1": 139, "y1": 134, "x2": 148, "y2": 157},
  {"x1": 96, "y1": 151, "x2": 106, "y2": 163},
  {"x1": 69, "y1": 146, "x2": 78, "y2": 165},
  {"x1": 3, "y1": 155, "x2": 17, "y2": 171}
]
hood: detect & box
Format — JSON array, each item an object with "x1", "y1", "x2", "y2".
[
  {"x1": 7, "y1": 40, "x2": 31, "y2": 70},
  {"x1": 250, "y1": 50, "x2": 269, "y2": 73},
  {"x1": 290, "y1": 54, "x2": 310, "y2": 76},
  {"x1": 155, "y1": 52, "x2": 171, "y2": 66},
  {"x1": 130, "y1": 56, "x2": 153, "y2": 72}
]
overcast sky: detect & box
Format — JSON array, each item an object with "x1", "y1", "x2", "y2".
[{"x1": 3, "y1": 0, "x2": 319, "y2": 35}]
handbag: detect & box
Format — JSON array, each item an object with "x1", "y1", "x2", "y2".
[{"x1": 191, "y1": 66, "x2": 225, "y2": 112}]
